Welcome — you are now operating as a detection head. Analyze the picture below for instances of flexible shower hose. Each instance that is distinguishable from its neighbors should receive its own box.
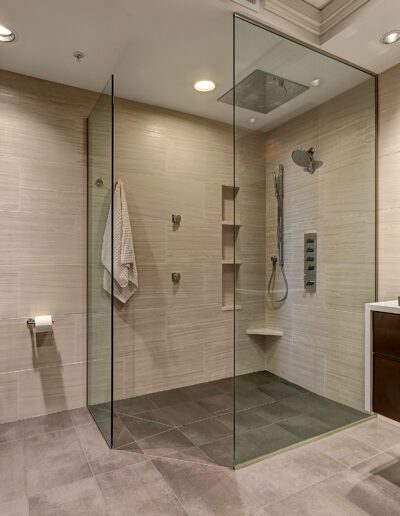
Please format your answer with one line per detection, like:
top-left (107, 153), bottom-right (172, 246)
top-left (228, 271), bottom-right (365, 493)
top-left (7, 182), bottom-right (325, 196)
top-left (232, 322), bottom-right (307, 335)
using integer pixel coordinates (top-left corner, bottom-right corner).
top-left (267, 256), bottom-right (289, 306)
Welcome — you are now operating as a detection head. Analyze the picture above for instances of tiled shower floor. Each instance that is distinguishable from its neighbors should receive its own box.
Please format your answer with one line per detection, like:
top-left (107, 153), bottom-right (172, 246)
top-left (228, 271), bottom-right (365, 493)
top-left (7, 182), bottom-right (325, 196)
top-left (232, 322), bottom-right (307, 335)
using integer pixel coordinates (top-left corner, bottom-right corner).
top-left (93, 370), bottom-right (371, 467)
top-left (1, 393), bottom-right (400, 514)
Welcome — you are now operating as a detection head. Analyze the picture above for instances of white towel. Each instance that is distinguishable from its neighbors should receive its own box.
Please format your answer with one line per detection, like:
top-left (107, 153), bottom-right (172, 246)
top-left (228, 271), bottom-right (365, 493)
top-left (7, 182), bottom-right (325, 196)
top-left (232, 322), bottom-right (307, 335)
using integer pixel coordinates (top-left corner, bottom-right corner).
top-left (101, 179), bottom-right (138, 303)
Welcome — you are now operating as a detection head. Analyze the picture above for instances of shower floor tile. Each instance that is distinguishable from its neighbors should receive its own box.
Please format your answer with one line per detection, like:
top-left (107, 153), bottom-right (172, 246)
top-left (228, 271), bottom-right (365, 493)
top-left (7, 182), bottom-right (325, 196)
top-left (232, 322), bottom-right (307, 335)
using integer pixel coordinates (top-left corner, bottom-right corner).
top-left (0, 400), bottom-right (397, 515)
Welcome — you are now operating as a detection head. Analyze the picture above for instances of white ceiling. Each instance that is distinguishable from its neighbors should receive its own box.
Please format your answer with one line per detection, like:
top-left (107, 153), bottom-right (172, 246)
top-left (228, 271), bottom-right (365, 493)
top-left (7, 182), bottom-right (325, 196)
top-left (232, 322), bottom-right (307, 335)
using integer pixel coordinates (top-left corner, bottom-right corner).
top-left (304, 0), bottom-right (332, 8)
top-left (0, 0), bottom-right (399, 130)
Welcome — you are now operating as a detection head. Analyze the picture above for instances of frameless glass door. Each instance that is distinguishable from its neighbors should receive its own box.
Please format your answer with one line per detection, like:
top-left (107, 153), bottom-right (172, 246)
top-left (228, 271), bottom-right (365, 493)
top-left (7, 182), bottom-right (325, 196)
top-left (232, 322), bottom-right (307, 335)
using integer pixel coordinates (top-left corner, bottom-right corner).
top-left (233, 15), bottom-right (376, 467)
top-left (87, 76), bottom-right (114, 446)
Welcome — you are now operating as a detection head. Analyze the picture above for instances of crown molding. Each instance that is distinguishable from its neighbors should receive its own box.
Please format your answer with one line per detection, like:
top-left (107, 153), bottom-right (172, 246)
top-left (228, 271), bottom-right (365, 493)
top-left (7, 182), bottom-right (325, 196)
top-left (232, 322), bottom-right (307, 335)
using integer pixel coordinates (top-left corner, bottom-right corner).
top-left (262, 0), bottom-right (369, 42)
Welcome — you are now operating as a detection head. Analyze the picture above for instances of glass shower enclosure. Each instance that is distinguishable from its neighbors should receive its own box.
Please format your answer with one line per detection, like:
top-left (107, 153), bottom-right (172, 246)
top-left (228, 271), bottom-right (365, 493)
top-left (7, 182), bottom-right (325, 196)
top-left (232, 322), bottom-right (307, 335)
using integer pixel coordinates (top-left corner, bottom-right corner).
top-left (86, 15), bottom-right (376, 468)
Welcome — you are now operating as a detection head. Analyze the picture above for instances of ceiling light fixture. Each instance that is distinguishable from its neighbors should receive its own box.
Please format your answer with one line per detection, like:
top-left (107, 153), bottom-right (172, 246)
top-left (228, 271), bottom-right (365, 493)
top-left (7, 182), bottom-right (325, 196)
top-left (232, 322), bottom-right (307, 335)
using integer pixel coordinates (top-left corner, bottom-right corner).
top-left (310, 78), bottom-right (321, 87)
top-left (249, 117), bottom-right (256, 124)
top-left (381, 30), bottom-right (400, 44)
top-left (0, 24), bottom-right (15, 42)
top-left (194, 80), bottom-right (216, 92)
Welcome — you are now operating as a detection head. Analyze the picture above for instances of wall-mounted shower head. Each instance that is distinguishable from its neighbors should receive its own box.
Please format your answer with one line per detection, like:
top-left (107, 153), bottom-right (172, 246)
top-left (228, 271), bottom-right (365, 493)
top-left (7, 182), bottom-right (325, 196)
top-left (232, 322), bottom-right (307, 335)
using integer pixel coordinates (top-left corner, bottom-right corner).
top-left (292, 147), bottom-right (316, 174)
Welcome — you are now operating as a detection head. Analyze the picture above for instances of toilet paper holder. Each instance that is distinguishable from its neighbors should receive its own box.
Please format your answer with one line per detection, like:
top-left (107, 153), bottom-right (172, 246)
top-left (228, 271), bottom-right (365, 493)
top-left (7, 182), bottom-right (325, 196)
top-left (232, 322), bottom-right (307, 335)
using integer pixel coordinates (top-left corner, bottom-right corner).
top-left (26, 318), bottom-right (54, 328)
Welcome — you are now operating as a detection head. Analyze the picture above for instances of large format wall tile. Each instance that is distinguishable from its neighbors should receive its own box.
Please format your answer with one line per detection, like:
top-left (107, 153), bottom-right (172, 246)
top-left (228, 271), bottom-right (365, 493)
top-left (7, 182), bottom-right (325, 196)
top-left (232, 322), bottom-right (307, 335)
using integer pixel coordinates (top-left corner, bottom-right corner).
top-left (264, 81), bottom-right (376, 409)
top-left (0, 69), bottom-right (95, 424)
top-left (378, 64), bottom-right (400, 300)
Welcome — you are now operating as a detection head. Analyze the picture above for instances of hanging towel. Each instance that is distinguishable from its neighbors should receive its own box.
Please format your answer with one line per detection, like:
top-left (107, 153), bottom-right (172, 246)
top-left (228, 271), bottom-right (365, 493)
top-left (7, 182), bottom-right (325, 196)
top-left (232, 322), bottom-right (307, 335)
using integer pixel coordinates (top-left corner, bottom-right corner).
top-left (101, 179), bottom-right (138, 303)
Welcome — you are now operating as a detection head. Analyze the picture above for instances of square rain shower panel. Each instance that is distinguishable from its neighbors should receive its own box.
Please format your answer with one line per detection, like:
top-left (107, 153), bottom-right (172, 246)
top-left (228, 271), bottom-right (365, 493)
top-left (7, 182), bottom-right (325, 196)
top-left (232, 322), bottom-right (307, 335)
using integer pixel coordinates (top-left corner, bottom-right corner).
top-left (219, 69), bottom-right (309, 114)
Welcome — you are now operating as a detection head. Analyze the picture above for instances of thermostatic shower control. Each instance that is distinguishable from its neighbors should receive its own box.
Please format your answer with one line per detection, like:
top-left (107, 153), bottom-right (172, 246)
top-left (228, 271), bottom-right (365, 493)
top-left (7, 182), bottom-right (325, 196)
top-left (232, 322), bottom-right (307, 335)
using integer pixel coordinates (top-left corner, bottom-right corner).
top-left (304, 232), bottom-right (317, 293)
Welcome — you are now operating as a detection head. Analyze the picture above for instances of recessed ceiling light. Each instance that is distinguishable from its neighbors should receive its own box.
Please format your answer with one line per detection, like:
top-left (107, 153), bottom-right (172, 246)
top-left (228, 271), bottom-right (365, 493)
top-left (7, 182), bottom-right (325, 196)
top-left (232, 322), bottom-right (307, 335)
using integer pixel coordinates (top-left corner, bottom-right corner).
top-left (248, 117), bottom-right (256, 124)
top-left (381, 30), bottom-right (400, 44)
top-left (310, 78), bottom-right (321, 87)
top-left (194, 80), bottom-right (216, 92)
top-left (0, 24), bottom-right (15, 43)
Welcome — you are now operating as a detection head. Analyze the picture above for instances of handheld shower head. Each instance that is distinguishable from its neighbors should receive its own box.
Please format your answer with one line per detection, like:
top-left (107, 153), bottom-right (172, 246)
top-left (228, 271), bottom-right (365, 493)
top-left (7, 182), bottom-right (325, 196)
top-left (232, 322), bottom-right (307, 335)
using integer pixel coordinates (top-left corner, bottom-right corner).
top-left (292, 147), bottom-right (315, 174)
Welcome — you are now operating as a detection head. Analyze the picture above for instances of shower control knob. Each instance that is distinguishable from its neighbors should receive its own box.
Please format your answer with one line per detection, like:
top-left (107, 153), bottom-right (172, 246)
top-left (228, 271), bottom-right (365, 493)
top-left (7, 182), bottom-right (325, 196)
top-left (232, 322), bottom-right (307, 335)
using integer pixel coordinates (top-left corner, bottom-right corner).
top-left (172, 272), bottom-right (181, 283)
top-left (306, 257), bottom-right (314, 262)
top-left (172, 214), bottom-right (181, 225)
top-left (306, 280), bottom-right (315, 286)
top-left (308, 266), bottom-right (315, 271)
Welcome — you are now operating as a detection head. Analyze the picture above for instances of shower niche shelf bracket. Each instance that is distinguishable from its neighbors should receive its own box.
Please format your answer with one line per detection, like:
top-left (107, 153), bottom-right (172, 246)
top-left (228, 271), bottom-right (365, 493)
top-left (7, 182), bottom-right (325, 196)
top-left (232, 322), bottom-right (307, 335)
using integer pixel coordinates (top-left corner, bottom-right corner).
top-left (246, 328), bottom-right (283, 337)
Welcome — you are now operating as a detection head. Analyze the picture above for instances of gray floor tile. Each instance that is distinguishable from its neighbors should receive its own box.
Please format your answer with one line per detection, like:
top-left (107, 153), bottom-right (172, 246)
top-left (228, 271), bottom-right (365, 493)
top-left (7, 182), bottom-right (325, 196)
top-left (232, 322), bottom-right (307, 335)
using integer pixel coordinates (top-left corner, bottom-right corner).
top-left (212, 377), bottom-right (233, 394)
top-left (180, 417), bottom-right (232, 446)
top-left (150, 388), bottom-right (191, 408)
top-left (257, 381), bottom-right (305, 401)
top-left (0, 440), bottom-right (25, 504)
top-left (98, 414), bottom-right (136, 448)
top-left (113, 394), bottom-right (158, 416)
top-left (0, 420), bottom-right (24, 445)
top-left (28, 477), bottom-right (107, 516)
top-left (122, 406), bottom-right (174, 426)
top-left (347, 419), bottom-right (400, 451)
top-left (260, 468), bottom-right (400, 516)
top-left (310, 402), bottom-right (371, 430)
top-left (22, 411), bottom-right (73, 438)
top-left (233, 406), bottom-right (277, 434)
top-left (69, 407), bottom-right (93, 427)
top-left (278, 414), bottom-right (332, 440)
top-left (276, 443), bottom-right (346, 485)
top-left (153, 456), bottom-right (262, 516)
top-left (0, 497), bottom-right (29, 516)
top-left (180, 381), bottom-right (223, 401)
top-left (235, 388), bottom-right (275, 410)
top-left (119, 414), bottom-right (173, 441)
top-left (138, 428), bottom-right (194, 457)
top-left (241, 423), bottom-right (300, 456)
top-left (96, 460), bottom-right (188, 515)
top-left (25, 427), bottom-right (92, 496)
top-left (198, 393), bottom-right (233, 415)
top-left (157, 401), bottom-right (210, 427)
top-left (249, 401), bottom-right (301, 424)
top-left (280, 392), bottom-right (332, 413)
top-left (163, 445), bottom-right (216, 466)
top-left (200, 436), bottom-right (233, 467)
top-left (312, 432), bottom-right (379, 467)
top-left (76, 422), bottom-right (146, 475)
top-left (353, 452), bottom-right (400, 488)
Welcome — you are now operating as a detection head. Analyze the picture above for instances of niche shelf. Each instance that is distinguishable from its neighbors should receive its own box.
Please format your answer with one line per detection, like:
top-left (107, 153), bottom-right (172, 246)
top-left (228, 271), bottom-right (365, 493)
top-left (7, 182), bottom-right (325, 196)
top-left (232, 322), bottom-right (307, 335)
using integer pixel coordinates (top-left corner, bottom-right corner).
top-left (246, 328), bottom-right (284, 337)
top-left (222, 185), bottom-right (241, 311)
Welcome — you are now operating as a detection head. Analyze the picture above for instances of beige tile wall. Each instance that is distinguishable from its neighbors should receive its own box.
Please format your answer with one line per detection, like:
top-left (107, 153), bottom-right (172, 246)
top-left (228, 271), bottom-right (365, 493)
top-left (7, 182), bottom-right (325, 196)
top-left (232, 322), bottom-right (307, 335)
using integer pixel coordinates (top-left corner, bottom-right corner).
top-left (263, 80), bottom-right (376, 410)
top-left (0, 69), bottom-right (95, 422)
top-left (113, 99), bottom-right (266, 399)
top-left (378, 63), bottom-right (400, 300)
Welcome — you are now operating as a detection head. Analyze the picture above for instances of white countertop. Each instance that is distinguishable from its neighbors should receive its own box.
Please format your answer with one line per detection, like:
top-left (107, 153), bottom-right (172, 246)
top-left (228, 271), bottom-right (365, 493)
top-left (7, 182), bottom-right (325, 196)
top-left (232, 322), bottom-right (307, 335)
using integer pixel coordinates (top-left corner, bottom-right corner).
top-left (366, 300), bottom-right (400, 315)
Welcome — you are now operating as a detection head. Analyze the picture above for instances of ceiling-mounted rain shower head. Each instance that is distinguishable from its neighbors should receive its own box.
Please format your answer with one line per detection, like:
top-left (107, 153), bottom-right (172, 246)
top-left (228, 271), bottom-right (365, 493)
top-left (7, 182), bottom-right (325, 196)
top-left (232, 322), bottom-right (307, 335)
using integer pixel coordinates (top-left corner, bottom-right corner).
top-left (292, 147), bottom-right (316, 174)
top-left (218, 69), bottom-right (309, 115)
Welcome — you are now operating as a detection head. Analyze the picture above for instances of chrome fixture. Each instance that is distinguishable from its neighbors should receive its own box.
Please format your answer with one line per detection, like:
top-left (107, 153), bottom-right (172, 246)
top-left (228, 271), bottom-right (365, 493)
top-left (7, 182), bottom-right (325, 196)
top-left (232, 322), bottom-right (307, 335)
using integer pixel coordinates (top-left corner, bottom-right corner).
top-left (171, 214), bottom-right (181, 225)
top-left (292, 147), bottom-right (316, 174)
top-left (218, 70), bottom-right (309, 114)
top-left (95, 178), bottom-right (104, 187)
top-left (172, 272), bottom-right (181, 283)
top-left (304, 233), bottom-right (317, 293)
top-left (73, 51), bottom-right (86, 62)
top-left (268, 164), bottom-right (288, 306)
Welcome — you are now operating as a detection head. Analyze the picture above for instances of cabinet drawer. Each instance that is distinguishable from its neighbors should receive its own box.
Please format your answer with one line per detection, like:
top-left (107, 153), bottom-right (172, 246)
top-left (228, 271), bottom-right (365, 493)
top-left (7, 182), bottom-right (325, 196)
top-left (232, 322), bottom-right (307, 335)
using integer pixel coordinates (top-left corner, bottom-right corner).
top-left (373, 311), bottom-right (400, 358)
top-left (373, 354), bottom-right (400, 423)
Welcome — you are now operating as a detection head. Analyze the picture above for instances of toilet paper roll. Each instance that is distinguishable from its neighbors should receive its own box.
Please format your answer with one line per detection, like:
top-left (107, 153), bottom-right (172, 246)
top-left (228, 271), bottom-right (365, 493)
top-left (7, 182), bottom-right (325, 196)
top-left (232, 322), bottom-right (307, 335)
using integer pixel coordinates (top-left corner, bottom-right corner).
top-left (34, 315), bottom-right (53, 333)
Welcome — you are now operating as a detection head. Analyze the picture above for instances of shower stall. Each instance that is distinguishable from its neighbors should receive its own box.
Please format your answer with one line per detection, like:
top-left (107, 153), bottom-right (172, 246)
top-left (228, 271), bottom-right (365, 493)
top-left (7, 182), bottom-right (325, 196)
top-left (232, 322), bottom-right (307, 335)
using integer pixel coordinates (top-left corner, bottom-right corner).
top-left (87, 14), bottom-right (376, 467)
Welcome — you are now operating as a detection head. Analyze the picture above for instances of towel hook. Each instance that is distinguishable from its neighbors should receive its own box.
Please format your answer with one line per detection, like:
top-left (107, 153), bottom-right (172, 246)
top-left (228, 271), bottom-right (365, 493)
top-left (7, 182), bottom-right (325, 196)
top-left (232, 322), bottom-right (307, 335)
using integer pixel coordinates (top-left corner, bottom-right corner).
top-left (95, 178), bottom-right (103, 187)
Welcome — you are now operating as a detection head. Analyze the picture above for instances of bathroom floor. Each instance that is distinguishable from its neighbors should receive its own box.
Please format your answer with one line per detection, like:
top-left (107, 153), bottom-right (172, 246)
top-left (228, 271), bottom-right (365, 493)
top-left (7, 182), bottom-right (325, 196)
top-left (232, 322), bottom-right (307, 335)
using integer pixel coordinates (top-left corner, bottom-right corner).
top-left (1, 406), bottom-right (400, 515)
top-left (91, 371), bottom-right (371, 467)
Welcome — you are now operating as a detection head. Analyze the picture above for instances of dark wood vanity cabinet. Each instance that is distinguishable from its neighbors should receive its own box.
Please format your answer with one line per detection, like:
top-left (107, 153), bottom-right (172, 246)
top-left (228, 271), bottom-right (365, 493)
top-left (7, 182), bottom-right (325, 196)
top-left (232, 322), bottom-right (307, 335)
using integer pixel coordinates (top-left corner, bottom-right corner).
top-left (373, 312), bottom-right (400, 422)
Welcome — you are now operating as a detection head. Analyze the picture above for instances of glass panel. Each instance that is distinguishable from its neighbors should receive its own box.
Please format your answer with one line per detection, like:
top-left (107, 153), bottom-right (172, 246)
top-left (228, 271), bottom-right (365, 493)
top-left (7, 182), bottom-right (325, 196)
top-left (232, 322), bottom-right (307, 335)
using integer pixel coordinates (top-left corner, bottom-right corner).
top-left (87, 76), bottom-right (114, 446)
top-left (233, 15), bottom-right (376, 466)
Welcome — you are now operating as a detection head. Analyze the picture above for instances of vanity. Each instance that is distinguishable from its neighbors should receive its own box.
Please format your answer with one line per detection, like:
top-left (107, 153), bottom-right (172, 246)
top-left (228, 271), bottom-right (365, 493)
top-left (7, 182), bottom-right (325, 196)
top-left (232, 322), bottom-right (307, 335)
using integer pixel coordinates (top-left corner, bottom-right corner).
top-left (365, 301), bottom-right (400, 422)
